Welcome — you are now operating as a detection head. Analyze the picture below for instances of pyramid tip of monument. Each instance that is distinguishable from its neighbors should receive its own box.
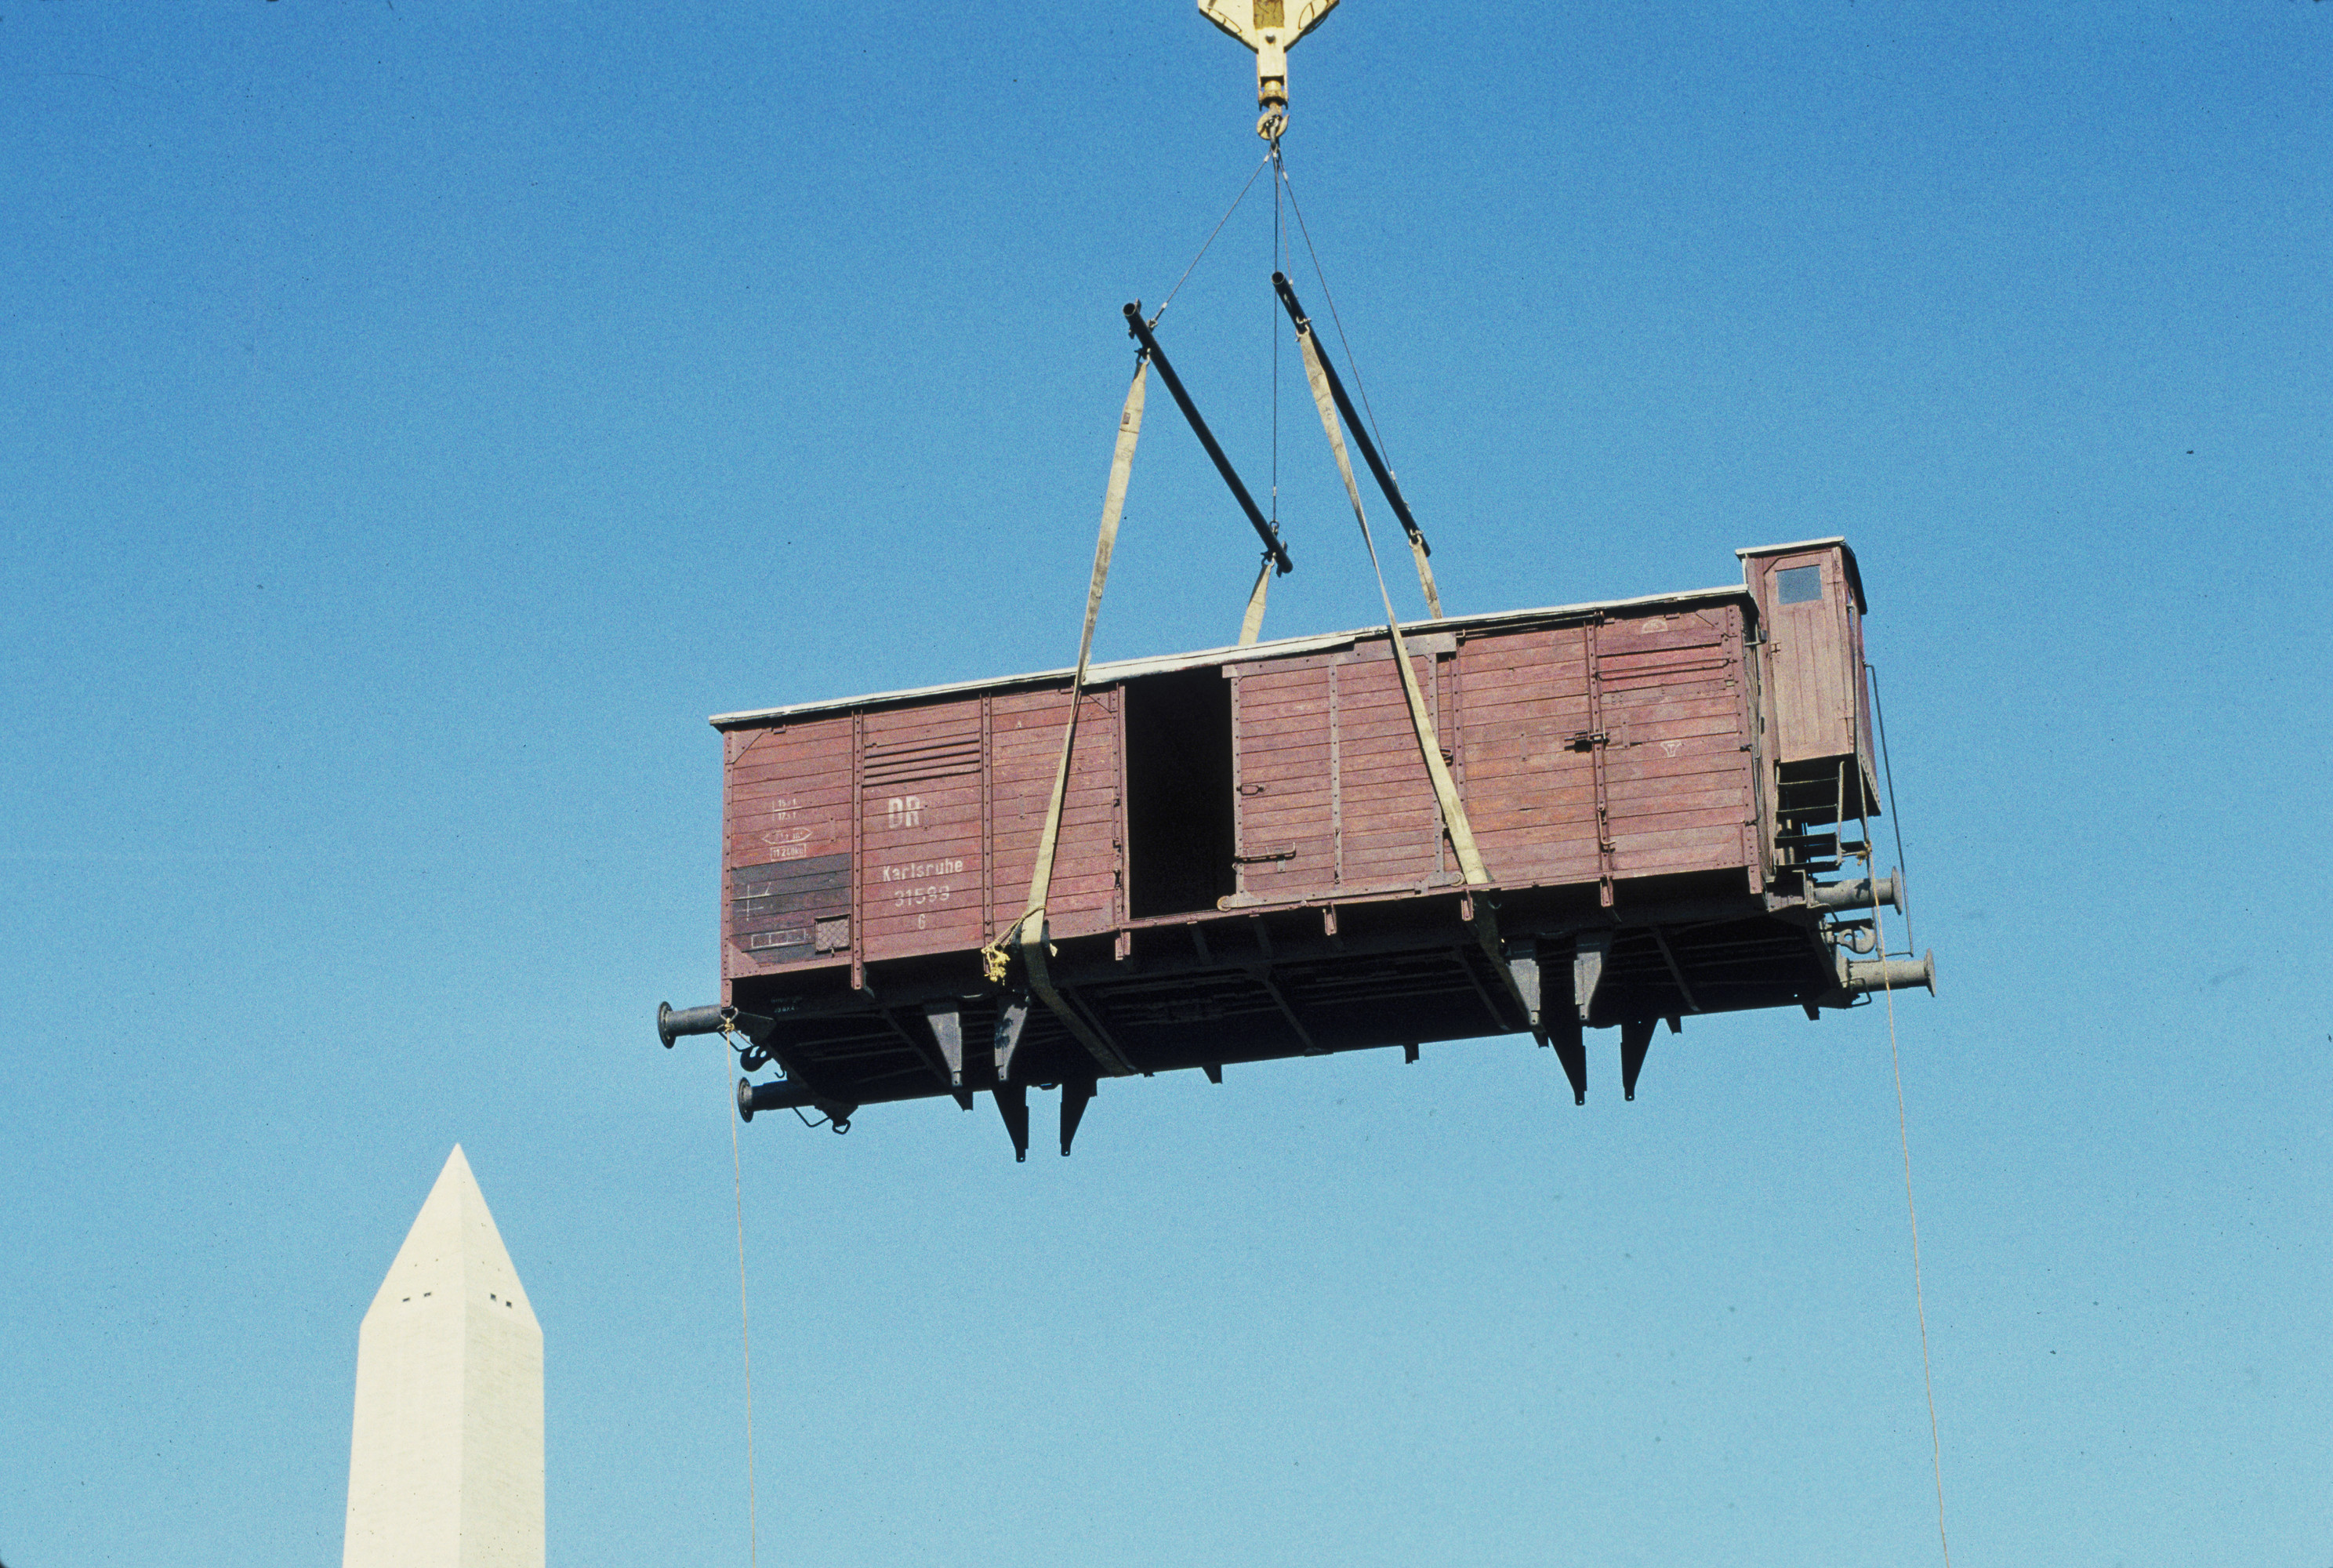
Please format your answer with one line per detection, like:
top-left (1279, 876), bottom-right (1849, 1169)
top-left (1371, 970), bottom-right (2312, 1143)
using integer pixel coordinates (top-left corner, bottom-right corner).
top-left (417, 1145), bottom-right (482, 1210)
top-left (361, 1144), bottom-right (536, 1329)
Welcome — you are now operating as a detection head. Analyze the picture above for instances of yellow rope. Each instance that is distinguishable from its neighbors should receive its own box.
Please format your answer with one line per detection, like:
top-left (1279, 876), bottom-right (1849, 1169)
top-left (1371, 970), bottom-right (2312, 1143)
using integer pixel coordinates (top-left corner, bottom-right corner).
top-left (1867, 898), bottom-right (1952, 1565)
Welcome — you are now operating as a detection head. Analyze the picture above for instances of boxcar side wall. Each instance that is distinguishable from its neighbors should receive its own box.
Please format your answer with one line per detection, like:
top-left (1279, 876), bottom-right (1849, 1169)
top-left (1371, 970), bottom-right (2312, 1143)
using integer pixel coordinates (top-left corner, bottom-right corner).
top-left (988, 686), bottom-right (1121, 942)
top-left (1457, 624), bottom-right (1600, 887)
top-left (1227, 649), bottom-right (1338, 903)
top-left (1333, 636), bottom-right (1453, 891)
top-left (859, 700), bottom-right (987, 963)
top-left (1455, 605), bottom-right (1761, 898)
top-left (687, 552), bottom-right (1943, 1121)
top-left (1593, 605), bottom-right (1763, 887)
top-left (1223, 634), bottom-right (1461, 905)
top-left (723, 716), bottom-right (854, 990)
top-left (721, 683), bottom-right (1128, 1000)
top-left (720, 593), bottom-right (1772, 995)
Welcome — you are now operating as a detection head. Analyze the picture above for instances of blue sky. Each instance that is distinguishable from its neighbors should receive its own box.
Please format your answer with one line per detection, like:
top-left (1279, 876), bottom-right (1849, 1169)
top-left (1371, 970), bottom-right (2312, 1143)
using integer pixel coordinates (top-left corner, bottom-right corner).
top-left (2, 3), bottom-right (2327, 1565)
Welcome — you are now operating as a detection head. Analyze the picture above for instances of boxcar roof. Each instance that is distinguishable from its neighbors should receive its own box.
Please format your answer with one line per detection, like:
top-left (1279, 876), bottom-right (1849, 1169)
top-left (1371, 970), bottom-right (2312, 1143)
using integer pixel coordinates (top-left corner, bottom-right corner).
top-left (709, 579), bottom-right (1757, 730)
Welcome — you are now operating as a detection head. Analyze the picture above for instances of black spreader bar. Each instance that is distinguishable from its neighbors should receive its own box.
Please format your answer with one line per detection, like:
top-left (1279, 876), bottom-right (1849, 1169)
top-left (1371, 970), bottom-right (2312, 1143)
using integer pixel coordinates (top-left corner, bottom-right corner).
top-left (1123, 302), bottom-right (1294, 577)
top-left (1271, 271), bottom-right (1430, 558)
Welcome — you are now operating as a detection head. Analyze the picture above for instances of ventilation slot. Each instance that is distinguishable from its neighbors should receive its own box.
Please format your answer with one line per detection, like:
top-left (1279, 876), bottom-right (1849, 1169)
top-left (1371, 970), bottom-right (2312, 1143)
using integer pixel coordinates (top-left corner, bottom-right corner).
top-left (864, 732), bottom-right (981, 787)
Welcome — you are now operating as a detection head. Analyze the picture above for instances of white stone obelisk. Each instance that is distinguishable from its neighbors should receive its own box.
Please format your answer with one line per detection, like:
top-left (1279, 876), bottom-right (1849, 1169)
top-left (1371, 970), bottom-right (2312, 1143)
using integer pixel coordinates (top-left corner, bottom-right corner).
top-left (343, 1145), bottom-right (543, 1568)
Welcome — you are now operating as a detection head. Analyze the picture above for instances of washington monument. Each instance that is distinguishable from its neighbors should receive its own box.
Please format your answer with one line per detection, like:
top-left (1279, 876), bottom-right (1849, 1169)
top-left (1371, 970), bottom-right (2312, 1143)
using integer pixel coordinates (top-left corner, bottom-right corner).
top-left (343, 1145), bottom-right (544, 1568)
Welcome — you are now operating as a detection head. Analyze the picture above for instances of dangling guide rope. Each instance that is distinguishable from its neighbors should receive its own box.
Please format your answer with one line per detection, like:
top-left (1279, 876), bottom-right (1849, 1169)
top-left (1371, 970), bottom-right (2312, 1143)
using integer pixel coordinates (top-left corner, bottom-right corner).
top-left (718, 1027), bottom-right (760, 1567)
top-left (1868, 891), bottom-right (1953, 1563)
top-left (978, 361), bottom-right (1148, 1077)
top-left (1868, 662), bottom-right (1917, 955)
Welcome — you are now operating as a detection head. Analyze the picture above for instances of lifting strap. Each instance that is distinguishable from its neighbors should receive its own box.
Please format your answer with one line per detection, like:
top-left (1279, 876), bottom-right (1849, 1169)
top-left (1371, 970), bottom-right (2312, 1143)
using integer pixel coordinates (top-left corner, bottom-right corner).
top-left (1294, 320), bottom-right (1539, 1030)
top-left (1238, 554), bottom-right (1272, 645)
top-left (1293, 322), bottom-right (1486, 885)
top-left (978, 359), bottom-right (1148, 1077)
top-left (1270, 271), bottom-right (1442, 619)
top-left (1409, 528), bottom-right (1445, 621)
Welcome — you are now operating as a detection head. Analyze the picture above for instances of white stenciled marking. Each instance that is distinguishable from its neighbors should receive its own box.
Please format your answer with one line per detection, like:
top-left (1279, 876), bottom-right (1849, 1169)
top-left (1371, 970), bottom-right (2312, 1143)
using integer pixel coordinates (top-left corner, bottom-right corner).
top-left (880, 858), bottom-right (965, 882)
top-left (889, 882), bottom-right (953, 911)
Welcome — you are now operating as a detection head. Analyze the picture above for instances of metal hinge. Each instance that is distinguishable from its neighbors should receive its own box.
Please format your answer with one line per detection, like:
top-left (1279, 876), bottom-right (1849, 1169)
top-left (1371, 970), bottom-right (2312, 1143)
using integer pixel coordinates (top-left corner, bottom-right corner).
top-left (1566, 731), bottom-right (1609, 750)
top-left (1233, 848), bottom-right (1298, 864)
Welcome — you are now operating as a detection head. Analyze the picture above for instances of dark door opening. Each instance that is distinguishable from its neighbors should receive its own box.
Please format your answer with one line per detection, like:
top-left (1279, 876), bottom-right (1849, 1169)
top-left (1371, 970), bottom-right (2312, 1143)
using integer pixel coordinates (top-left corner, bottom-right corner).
top-left (1123, 669), bottom-right (1237, 918)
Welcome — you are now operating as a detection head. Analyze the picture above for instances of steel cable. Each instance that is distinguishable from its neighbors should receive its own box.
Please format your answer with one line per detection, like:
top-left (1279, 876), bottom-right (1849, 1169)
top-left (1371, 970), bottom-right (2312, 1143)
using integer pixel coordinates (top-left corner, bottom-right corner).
top-left (1275, 154), bottom-right (1393, 468)
top-left (1151, 147), bottom-right (1275, 328)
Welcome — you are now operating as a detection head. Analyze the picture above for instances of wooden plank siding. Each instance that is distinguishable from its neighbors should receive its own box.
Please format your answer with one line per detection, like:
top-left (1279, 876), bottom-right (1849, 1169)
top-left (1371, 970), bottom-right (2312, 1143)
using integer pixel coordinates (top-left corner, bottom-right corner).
top-left (1332, 640), bottom-right (1449, 892)
top-left (1594, 606), bottom-right (1758, 883)
top-left (717, 591), bottom-right (1774, 992)
top-left (1738, 538), bottom-right (1880, 824)
top-left (1752, 553), bottom-right (1856, 764)
top-left (723, 716), bottom-right (854, 982)
top-left (1228, 655), bottom-right (1337, 902)
top-left (858, 702), bottom-right (985, 962)
top-left (1457, 625), bottom-right (1604, 891)
top-left (988, 686), bottom-right (1121, 942)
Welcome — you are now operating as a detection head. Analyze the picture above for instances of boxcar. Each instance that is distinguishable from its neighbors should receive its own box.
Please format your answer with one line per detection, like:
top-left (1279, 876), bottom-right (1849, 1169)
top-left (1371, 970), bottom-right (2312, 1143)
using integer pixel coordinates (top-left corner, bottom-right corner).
top-left (664, 536), bottom-right (1931, 1152)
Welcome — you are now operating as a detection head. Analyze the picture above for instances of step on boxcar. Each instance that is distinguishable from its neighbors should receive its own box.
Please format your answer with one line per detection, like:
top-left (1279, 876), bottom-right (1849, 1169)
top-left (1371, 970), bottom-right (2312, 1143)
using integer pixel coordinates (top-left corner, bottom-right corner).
top-left (659, 536), bottom-right (1934, 1157)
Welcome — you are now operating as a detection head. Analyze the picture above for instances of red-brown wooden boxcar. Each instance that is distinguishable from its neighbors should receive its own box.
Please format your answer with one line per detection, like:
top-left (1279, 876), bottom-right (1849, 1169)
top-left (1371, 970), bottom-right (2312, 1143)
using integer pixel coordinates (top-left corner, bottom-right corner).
top-left (662, 536), bottom-right (1931, 1155)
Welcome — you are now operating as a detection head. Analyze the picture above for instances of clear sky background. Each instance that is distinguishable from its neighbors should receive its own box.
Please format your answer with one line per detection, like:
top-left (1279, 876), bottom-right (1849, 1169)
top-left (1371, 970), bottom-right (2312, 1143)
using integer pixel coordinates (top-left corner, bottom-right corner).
top-left (3, 3), bottom-right (2327, 1565)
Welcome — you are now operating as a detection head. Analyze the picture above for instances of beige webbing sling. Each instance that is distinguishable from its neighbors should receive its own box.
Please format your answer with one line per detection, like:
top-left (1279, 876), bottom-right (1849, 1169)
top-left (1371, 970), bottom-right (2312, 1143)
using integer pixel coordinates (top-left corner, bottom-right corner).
top-left (1407, 522), bottom-right (1445, 620)
top-left (1238, 554), bottom-right (1273, 645)
top-left (1292, 321), bottom-right (1536, 1014)
top-left (978, 360), bottom-right (1148, 1076)
top-left (1293, 324), bottom-right (1486, 884)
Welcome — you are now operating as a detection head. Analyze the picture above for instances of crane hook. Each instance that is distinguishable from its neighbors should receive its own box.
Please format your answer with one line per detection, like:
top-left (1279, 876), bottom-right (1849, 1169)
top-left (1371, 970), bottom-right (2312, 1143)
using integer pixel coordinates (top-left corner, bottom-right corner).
top-left (1196, 0), bottom-right (1341, 141)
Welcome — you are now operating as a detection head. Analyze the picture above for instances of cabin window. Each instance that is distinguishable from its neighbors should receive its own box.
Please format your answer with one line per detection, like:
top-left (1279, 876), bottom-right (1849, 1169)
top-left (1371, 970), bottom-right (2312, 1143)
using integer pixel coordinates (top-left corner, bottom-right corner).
top-left (1777, 564), bottom-right (1823, 604)
top-left (1123, 669), bottom-right (1237, 918)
